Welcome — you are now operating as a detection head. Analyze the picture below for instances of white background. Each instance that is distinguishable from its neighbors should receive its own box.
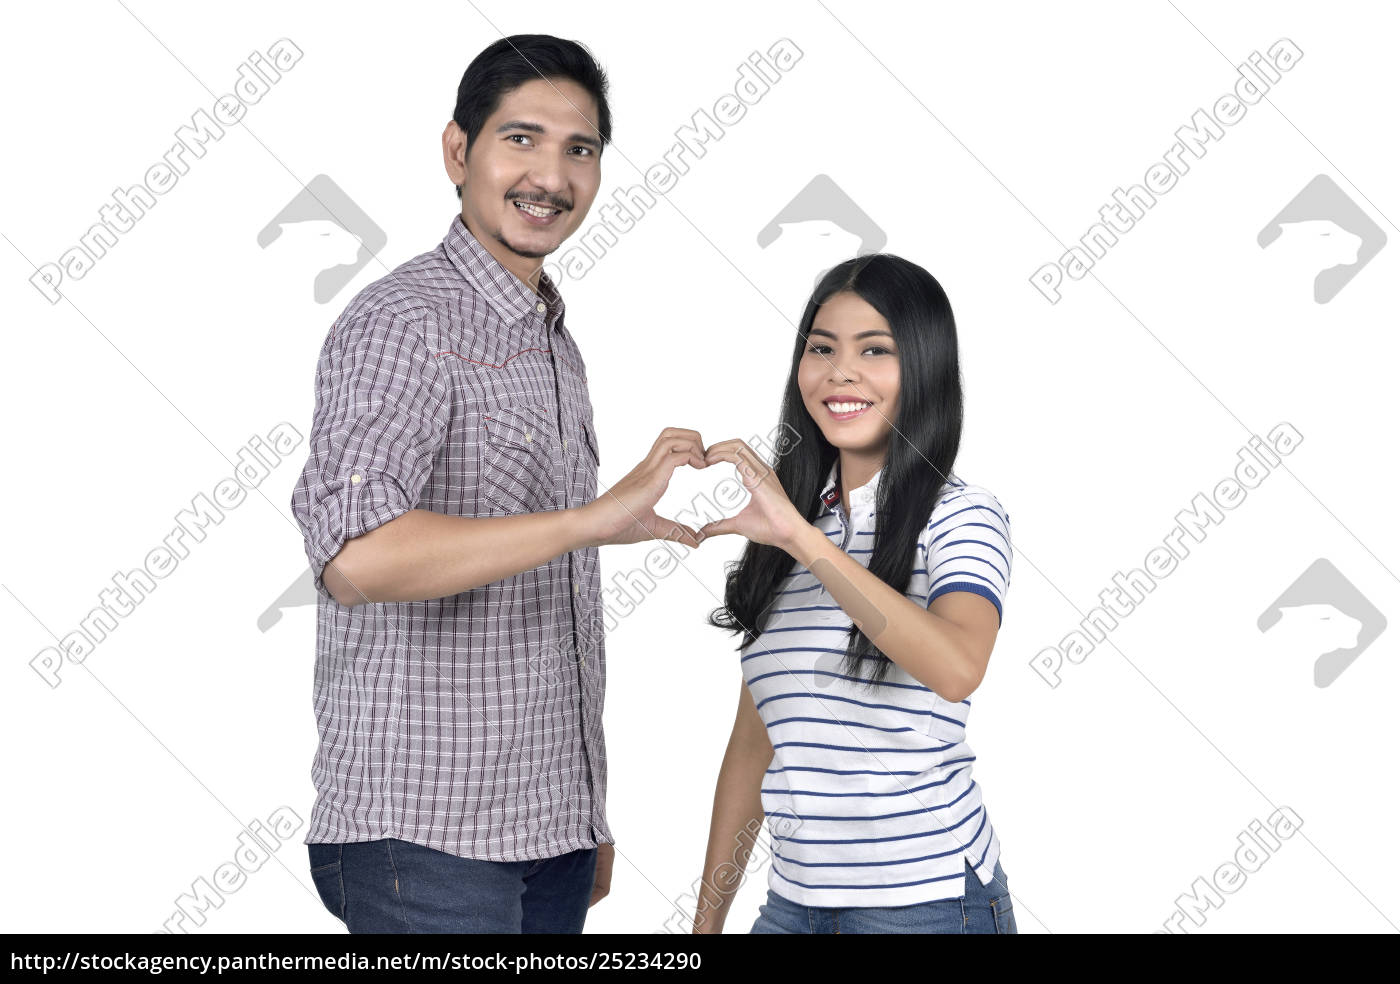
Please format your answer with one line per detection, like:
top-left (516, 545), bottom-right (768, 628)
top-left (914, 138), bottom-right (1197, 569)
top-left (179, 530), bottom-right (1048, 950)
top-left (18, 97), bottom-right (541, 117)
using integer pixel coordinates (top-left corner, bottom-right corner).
top-left (2, 0), bottom-right (1396, 934)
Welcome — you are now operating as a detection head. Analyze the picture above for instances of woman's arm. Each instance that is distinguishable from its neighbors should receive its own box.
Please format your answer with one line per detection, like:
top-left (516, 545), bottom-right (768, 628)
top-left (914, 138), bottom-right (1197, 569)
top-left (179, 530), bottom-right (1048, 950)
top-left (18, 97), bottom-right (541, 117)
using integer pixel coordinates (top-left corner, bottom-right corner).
top-left (785, 524), bottom-right (1000, 702)
top-left (693, 679), bottom-right (773, 934)
top-left (697, 440), bottom-right (1000, 703)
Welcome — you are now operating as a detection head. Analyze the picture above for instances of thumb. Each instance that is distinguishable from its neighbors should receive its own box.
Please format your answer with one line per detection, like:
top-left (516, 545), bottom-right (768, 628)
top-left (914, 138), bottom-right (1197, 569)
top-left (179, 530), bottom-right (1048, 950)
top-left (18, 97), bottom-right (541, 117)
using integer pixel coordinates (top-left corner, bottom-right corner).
top-left (658, 520), bottom-right (703, 547)
top-left (698, 517), bottom-right (739, 539)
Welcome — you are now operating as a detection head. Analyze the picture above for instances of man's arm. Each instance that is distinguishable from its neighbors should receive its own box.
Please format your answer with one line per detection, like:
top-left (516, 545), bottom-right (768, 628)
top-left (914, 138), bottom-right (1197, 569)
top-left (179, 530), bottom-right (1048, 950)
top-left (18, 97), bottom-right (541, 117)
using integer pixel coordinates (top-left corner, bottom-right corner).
top-left (315, 408), bottom-right (711, 607)
top-left (323, 427), bottom-right (713, 608)
top-left (323, 504), bottom-right (601, 607)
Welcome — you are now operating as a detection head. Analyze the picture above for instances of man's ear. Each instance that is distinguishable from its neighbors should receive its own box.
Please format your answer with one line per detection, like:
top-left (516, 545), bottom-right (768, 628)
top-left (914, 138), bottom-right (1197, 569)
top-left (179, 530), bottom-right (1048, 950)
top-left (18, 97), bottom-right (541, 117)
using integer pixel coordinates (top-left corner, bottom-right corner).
top-left (442, 120), bottom-right (468, 189)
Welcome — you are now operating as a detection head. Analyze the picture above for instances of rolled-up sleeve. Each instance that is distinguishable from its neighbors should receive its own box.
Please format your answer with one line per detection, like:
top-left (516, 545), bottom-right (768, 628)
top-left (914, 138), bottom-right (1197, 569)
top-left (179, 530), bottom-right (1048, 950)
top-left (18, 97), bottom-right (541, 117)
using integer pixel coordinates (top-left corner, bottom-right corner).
top-left (290, 307), bottom-right (450, 598)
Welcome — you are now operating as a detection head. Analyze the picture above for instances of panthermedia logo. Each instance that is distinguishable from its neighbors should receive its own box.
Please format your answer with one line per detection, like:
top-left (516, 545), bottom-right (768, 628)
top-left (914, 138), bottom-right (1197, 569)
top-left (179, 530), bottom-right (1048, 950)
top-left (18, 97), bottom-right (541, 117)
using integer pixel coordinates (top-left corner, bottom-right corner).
top-left (1256, 558), bottom-right (1386, 686)
top-left (257, 174), bottom-right (386, 304)
top-left (757, 174), bottom-right (886, 305)
top-left (1257, 174), bottom-right (1386, 303)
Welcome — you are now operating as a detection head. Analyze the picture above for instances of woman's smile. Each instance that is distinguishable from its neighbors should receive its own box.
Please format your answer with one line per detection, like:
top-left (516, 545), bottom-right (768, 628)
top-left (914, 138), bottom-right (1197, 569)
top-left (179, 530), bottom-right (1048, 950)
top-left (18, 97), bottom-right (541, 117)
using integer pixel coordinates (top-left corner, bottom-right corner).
top-left (823, 397), bottom-right (875, 421)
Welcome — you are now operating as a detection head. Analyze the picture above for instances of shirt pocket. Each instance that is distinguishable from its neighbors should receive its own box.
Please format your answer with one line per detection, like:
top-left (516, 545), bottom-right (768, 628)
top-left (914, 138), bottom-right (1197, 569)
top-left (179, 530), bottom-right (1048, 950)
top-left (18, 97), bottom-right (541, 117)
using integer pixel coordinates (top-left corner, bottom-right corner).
top-left (562, 413), bottom-right (599, 507)
top-left (479, 405), bottom-right (560, 515)
top-left (581, 417), bottom-right (600, 468)
top-left (918, 691), bottom-right (970, 748)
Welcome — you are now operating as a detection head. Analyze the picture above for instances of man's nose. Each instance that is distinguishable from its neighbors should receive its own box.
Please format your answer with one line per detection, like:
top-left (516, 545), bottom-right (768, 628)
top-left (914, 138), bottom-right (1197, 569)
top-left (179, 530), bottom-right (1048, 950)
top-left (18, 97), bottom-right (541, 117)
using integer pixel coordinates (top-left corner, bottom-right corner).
top-left (526, 161), bottom-right (568, 198)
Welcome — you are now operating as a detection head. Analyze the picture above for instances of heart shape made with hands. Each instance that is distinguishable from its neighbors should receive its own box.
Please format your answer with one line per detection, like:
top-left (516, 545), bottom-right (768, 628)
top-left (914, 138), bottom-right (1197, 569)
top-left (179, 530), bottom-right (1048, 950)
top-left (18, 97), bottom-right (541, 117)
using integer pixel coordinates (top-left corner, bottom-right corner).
top-left (643, 436), bottom-right (802, 551)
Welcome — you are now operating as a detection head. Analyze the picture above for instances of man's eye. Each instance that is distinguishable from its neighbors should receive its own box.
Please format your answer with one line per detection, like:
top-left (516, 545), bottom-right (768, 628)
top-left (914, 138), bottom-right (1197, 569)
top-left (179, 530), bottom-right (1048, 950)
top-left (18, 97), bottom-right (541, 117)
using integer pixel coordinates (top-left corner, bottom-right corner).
top-left (508, 134), bottom-right (531, 145)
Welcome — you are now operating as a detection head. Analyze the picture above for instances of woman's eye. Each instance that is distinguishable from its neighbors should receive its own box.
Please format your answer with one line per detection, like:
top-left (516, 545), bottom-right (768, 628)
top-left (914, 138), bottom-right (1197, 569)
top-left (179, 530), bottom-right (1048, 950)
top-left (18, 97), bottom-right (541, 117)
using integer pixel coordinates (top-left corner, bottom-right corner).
top-left (808, 344), bottom-right (891, 356)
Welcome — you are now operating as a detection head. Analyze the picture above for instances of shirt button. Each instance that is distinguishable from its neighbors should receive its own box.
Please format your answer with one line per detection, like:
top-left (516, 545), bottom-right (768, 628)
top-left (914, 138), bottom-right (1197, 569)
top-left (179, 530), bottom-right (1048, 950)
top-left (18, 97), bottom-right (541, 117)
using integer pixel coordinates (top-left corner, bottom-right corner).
top-left (574, 582), bottom-right (580, 595)
top-left (350, 473), bottom-right (361, 484)
top-left (536, 302), bottom-right (547, 313)
top-left (525, 431), bottom-right (533, 443)
top-left (562, 438), bottom-right (569, 450)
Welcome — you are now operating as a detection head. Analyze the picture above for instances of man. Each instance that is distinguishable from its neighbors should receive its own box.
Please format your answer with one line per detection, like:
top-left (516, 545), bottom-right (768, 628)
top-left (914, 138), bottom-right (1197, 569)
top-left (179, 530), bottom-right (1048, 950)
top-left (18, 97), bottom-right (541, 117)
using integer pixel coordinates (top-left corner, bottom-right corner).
top-left (291, 34), bottom-right (708, 934)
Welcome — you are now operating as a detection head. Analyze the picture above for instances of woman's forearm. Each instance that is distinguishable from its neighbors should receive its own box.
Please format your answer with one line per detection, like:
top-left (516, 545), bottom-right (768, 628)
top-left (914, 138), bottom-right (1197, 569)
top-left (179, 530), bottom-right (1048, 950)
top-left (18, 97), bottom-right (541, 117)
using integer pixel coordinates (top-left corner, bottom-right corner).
top-left (785, 523), bottom-right (983, 700)
top-left (694, 727), bottom-right (771, 933)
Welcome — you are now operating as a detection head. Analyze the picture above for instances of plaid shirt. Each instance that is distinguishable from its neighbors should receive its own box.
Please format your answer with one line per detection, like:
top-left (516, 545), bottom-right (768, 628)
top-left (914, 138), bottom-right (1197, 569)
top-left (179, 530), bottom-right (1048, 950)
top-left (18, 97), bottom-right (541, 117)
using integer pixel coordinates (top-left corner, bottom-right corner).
top-left (290, 213), bottom-right (612, 861)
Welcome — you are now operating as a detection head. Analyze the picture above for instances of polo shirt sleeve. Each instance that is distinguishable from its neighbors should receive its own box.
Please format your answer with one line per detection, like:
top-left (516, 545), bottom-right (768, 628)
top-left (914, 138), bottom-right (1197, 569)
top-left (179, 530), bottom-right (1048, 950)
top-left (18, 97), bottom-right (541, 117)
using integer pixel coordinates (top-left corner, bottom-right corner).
top-left (920, 485), bottom-right (1012, 626)
top-left (290, 307), bottom-right (451, 598)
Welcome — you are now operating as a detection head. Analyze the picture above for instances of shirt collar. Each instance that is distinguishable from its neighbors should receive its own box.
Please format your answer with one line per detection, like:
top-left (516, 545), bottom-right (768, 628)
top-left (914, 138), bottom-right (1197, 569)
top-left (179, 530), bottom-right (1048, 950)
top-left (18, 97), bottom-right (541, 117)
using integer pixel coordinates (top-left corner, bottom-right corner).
top-left (819, 459), bottom-right (883, 517)
top-left (442, 213), bottom-right (564, 331)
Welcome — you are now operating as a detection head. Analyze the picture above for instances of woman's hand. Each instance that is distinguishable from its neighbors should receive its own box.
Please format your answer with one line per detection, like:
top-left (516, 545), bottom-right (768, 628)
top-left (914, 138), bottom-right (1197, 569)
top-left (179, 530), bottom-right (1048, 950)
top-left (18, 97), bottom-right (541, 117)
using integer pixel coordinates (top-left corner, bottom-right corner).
top-left (697, 439), bottom-right (809, 554)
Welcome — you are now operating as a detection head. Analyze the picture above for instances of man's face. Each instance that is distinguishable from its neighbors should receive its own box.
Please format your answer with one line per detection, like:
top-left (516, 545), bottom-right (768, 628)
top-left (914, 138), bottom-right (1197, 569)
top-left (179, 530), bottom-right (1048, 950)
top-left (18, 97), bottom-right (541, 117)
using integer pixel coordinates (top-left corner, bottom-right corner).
top-left (450, 76), bottom-right (603, 263)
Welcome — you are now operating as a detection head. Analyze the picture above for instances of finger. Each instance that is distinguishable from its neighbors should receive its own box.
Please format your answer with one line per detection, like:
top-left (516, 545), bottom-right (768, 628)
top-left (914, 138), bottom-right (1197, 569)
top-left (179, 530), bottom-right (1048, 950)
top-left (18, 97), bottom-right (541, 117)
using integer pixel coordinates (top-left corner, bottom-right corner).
top-left (656, 429), bottom-right (706, 464)
top-left (707, 444), bottom-right (771, 485)
top-left (655, 438), bottom-right (706, 471)
top-left (677, 438), bottom-right (707, 470)
top-left (646, 512), bottom-right (703, 547)
top-left (665, 446), bottom-right (705, 472)
top-left (733, 443), bottom-right (772, 482)
top-left (698, 516), bottom-right (739, 538)
top-left (667, 427), bottom-right (705, 452)
top-left (662, 521), bottom-right (704, 548)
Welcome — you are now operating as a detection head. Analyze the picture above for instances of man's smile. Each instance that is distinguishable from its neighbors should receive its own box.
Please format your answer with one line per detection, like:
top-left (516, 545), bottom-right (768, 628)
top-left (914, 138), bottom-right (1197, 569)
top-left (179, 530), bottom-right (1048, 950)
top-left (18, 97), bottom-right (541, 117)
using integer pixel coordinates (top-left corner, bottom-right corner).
top-left (511, 197), bottom-right (566, 226)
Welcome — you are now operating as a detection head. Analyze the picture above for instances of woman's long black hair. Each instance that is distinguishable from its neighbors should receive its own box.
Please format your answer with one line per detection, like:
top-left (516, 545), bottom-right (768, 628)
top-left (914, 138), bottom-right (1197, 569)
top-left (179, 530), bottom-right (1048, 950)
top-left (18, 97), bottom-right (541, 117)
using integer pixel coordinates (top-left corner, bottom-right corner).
top-left (706, 253), bottom-right (963, 690)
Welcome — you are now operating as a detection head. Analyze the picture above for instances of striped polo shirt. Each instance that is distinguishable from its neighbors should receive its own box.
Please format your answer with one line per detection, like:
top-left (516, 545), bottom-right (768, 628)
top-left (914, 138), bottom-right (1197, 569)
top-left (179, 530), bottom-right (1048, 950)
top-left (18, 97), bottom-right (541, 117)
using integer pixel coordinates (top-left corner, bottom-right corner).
top-left (744, 459), bottom-right (1012, 908)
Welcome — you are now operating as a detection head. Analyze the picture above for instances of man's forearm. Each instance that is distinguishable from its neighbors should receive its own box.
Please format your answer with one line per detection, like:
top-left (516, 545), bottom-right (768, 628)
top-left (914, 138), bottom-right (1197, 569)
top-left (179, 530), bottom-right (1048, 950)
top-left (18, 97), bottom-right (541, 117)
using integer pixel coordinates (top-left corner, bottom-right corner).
top-left (324, 506), bottom-right (600, 606)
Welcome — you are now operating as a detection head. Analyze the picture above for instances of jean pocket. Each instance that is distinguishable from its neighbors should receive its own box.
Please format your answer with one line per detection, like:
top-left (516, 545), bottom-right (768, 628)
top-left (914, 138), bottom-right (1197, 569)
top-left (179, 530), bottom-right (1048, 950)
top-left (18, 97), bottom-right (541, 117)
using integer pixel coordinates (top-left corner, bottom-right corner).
top-left (481, 405), bottom-right (558, 515)
top-left (307, 844), bottom-right (344, 922)
top-left (988, 892), bottom-right (1016, 934)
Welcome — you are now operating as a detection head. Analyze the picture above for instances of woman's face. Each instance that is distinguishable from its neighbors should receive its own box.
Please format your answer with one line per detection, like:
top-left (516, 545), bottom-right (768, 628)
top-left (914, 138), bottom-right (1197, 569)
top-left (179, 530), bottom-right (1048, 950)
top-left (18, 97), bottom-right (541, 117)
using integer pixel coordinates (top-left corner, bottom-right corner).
top-left (797, 291), bottom-right (900, 456)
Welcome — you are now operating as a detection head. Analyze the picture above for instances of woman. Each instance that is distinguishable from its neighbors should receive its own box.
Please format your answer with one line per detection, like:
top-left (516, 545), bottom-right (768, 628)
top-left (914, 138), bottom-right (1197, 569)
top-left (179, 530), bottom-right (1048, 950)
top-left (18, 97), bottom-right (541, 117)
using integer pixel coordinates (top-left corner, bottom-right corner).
top-left (691, 253), bottom-right (1016, 934)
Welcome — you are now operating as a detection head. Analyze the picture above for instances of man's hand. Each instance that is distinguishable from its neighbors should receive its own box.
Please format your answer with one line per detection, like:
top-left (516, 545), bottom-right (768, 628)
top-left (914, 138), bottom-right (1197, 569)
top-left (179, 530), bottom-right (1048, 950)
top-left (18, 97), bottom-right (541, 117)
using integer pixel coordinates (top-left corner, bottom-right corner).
top-left (589, 843), bottom-right (615, 907)
top-left (582, 428), bottom-right (709, 548)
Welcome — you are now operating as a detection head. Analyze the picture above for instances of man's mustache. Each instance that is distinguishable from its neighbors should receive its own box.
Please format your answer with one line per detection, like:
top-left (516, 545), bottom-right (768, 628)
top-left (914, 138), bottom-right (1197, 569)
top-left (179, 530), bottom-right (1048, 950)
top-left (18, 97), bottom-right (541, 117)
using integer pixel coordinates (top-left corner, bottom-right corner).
top-left (509, 194), bottom-right (571, 211)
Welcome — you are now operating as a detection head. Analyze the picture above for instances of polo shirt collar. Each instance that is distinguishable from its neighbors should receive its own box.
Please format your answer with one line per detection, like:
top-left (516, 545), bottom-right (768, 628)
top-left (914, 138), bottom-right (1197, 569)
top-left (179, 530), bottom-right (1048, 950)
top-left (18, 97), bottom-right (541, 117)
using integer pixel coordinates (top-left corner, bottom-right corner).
top-left (442, 213), bottom-right (564, 330)
top-left (819, 459), bottom-right (883, 517)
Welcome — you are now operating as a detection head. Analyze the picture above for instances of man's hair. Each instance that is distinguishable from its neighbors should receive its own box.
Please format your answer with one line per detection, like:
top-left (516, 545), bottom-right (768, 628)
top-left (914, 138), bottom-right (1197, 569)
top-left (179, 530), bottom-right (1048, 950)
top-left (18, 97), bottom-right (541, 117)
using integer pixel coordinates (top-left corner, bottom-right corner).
top-left (452, 35), bottom-right (612, 199)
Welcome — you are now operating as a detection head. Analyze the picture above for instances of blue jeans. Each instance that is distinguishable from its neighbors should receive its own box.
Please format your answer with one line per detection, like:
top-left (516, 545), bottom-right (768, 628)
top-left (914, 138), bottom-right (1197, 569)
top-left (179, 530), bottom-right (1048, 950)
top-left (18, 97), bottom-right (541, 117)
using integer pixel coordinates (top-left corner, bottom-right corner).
top-left (307, 838), bottom-right (598, 933)
top-left (750, 859), bottom-right (1017, 934)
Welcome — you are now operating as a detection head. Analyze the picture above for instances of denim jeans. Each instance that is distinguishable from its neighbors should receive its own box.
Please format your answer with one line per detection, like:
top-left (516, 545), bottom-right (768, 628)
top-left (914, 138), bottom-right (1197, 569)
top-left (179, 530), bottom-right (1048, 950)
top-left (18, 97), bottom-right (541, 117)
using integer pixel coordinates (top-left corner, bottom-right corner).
top-left (750, 859), bottom-right (1017, 934)
top-left (307, 838), bottom-right (598, 933)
